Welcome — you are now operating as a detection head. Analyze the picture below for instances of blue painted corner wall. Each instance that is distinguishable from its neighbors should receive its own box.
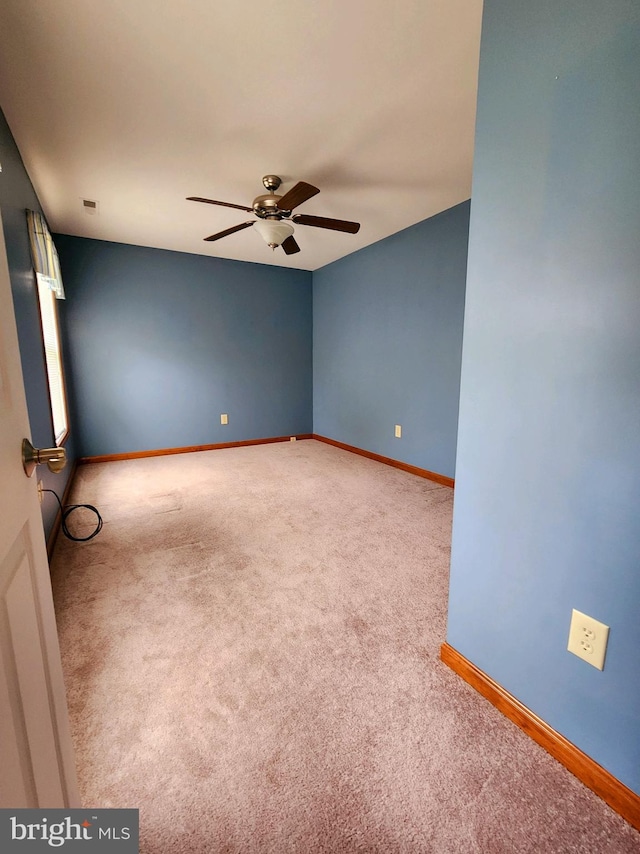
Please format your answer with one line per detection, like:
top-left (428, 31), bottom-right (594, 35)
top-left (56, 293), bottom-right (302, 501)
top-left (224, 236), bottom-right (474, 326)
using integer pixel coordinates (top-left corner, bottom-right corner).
top-left (54, 236), bottom-right (312, 457)
top-left (313, 203), bottom-right (469, 479)
top-left (448, 0), bottom-right (640, 794)
top-left (0, 109), bottom-right (76, 540)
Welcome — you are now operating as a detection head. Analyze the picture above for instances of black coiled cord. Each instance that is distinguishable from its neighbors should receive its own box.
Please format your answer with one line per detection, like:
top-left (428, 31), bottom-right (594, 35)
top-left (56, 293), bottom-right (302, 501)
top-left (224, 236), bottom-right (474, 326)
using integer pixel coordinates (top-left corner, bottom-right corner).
top-left (43, 489), bottom-right (103, 542)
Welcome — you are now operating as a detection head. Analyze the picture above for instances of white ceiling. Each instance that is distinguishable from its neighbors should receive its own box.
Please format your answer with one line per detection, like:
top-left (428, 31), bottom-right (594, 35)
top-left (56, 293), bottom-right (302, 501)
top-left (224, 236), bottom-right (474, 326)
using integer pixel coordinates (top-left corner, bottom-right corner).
top-left (0, 1), bottom-right (483, 271)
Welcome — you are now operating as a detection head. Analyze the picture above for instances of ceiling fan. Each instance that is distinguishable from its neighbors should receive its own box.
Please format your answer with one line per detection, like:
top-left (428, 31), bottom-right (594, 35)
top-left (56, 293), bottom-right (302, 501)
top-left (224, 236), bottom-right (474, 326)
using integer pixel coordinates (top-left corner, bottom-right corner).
top-left (187, 175), bottom-right (360, 256)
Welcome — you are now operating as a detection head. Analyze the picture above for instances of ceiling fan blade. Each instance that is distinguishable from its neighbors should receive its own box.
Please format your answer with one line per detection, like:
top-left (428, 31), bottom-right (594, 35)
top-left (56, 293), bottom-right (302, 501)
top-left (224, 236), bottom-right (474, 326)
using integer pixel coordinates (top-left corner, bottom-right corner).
top-left (204, 221), bottom-right (254, 242)
top-left (187, 196), bottom-right (253, 213)
top-left (281, 235), bottom-right (301, 255)
top-left (277, 181), bottom-right (320, 211)
top-left (292, 214), bottom-right (360, 234)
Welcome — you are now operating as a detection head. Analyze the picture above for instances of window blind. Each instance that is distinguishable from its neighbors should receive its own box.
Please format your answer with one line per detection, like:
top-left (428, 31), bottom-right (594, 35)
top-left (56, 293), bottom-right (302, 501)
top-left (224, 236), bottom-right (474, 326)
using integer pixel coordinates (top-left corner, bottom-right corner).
top-left (26, 209), bottom-right (65, 299)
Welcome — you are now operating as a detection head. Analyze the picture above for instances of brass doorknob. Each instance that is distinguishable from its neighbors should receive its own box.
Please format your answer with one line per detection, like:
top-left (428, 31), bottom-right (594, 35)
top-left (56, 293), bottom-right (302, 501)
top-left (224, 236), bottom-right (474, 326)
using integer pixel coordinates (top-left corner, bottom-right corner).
top-left (22, 438), bottom-right (67, 477)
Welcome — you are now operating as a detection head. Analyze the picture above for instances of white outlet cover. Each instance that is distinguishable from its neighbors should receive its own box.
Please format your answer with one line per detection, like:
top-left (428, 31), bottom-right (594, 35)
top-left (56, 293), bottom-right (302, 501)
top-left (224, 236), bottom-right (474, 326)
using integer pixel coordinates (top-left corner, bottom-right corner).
top-left (567, 608), bottom-right (609, 670)
top-left (395, 424), bottom-right (402, 438)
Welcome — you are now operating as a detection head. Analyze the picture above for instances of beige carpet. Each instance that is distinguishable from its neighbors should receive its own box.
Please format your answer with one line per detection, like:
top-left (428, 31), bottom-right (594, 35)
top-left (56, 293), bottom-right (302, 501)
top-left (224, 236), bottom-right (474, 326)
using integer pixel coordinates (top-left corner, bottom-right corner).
top-left (50, 440), bottom-right (639, 853)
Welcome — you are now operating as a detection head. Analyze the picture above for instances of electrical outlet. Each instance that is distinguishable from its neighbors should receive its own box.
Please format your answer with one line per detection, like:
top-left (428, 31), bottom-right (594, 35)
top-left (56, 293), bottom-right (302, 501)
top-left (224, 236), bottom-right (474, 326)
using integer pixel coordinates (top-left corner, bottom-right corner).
top-left (395, 424), bottom-right (402, 438)
top-left (220, 414), bottom-right (228, 425)
top-left (567, 609), bottom-right (609, 670)
top-left (290, 436), bottom-right (297, 442)
top-left (37, 480), bottom-right (44, 504)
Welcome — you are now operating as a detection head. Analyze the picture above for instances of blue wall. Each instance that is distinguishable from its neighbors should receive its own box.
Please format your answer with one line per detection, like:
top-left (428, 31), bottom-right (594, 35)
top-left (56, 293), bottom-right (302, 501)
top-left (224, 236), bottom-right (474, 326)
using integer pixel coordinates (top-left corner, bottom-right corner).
top-left (313, 203), bottom-right (469, 479)
top-left (448, 0), bottom-right (640, 794)
top-left (54, 236), bottom-right (312, 457)
top-left (0, 108), bottom-right (76, 539)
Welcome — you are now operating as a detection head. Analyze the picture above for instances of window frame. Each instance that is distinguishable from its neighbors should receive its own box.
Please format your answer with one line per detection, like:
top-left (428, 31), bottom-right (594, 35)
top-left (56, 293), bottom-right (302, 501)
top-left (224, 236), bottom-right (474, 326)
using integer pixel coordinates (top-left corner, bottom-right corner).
top-left (35, 272), bottom-right (70, 447)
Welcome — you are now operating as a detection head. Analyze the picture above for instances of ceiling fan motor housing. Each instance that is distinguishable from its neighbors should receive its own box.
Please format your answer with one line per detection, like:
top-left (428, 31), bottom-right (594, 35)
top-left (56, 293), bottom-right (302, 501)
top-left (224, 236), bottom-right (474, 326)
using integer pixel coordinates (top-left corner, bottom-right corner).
top-left (252, 193), bottom-right (286, 218)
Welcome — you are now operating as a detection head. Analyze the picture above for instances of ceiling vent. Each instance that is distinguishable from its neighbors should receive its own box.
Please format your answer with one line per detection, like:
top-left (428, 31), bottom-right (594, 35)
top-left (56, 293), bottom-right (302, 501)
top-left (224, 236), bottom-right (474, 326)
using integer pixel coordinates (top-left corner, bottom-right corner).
top-left (81, 198), bottom-right (99, 215)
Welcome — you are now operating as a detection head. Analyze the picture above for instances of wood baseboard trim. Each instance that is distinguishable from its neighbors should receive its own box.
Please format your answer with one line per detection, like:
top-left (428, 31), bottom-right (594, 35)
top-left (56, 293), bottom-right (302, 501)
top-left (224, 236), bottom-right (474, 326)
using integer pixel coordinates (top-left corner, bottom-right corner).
top-left (78, 434), bottom-right (314, 464)
top-left (311, 434), bottom-right (454, 488)
top-left (46, 460), bottom-right (78, 559)
top-left (440, 642), bottom-right (640, 831)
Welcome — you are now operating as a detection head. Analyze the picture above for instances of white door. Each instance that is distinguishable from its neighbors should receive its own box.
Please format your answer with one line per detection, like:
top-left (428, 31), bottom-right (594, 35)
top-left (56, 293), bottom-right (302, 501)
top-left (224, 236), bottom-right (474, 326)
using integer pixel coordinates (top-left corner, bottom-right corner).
top-left (0, 208), bottom-right (80, 808)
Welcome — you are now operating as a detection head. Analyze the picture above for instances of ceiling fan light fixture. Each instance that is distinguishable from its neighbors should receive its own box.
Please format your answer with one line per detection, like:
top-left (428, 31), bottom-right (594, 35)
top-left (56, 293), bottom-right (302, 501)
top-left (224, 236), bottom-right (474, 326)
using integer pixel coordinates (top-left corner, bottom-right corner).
top-left (253, 219), bottom-right (294, 250)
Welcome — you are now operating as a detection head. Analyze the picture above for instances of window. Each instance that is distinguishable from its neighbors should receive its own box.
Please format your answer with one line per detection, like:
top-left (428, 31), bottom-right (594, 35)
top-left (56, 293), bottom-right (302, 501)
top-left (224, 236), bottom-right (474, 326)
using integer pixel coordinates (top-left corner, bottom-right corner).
top-left (36, 273), bottom-right (69, 445)
top-left (26, 209), bottom-right (69, 447)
